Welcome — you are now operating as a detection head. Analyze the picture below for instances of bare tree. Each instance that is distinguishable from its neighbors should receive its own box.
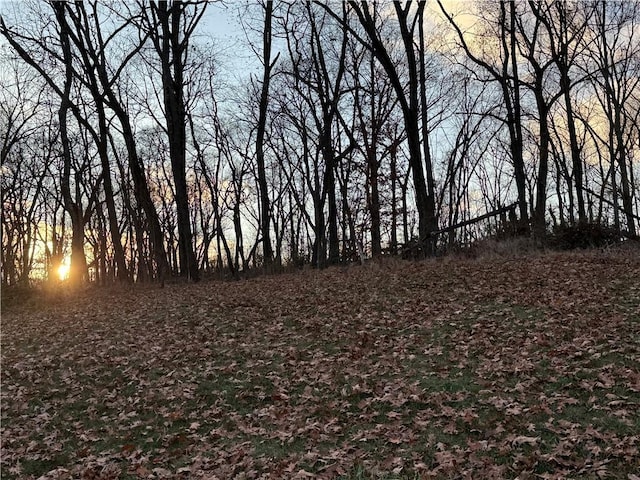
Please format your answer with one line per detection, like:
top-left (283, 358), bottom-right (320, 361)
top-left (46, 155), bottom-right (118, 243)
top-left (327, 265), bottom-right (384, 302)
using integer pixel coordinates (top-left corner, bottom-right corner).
top-left (254, 0), bottom-right (278, 267)
top-left (340, 1), bottom-right (438, 250)
top-left (140, 0), bottom-right (207, 281)
top-left (529, 1), bottom-right (594, 224)
top-left (438, 0), bottom-right (529, 228)
top-left (587, 1), bottom-right (639, 236)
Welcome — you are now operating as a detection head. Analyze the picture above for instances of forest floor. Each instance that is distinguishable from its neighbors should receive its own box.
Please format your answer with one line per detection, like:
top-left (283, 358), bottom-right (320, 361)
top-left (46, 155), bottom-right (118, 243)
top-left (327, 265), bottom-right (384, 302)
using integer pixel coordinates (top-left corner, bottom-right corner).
top-left (2, 248), bottom-right (639, 479)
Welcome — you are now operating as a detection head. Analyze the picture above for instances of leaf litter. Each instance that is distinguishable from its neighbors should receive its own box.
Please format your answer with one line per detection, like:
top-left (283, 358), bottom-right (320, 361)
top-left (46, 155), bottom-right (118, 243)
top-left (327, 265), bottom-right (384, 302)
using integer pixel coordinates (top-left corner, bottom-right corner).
top-left (1, 249), bottom-right (639, 479)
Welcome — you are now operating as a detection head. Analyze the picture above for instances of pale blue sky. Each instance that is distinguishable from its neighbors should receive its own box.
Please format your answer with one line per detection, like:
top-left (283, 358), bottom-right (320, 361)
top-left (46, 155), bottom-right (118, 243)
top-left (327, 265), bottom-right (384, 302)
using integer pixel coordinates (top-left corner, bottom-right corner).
top-left (0, 2), bottom-right (254, 56)
top-left (0, 1), bottom-right (261, 82)
top-left (199, 2), bottom-right (261, 81)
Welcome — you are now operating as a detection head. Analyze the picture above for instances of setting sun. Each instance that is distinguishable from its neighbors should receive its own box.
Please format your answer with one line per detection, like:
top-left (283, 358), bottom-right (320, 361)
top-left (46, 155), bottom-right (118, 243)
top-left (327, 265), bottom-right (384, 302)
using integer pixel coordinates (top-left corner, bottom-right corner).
top-left (57, 262), bottom-right (70, 281)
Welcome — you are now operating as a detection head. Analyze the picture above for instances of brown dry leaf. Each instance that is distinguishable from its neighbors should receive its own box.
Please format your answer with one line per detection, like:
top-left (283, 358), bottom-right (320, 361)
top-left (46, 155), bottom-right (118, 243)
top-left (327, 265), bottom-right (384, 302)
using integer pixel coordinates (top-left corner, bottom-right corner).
top-left (511, 435), bottom-right (540, 446)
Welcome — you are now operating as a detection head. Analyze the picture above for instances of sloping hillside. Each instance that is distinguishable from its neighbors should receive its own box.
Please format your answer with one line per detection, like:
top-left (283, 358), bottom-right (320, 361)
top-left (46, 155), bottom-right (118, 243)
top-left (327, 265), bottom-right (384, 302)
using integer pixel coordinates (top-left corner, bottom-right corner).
top-left (2, 250), bottom-right (639, 479)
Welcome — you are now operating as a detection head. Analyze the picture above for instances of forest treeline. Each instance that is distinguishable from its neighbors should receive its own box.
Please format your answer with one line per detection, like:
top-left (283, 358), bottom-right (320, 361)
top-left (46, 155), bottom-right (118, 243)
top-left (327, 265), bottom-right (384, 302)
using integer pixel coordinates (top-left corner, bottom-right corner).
top-left (1, 0), bottom-right (638, 286)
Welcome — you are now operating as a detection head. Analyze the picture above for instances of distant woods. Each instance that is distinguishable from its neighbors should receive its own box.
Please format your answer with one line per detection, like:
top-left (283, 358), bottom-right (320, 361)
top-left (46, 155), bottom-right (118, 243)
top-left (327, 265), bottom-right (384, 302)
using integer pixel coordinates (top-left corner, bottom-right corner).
top-left (1, 0), bottom-right (638, 286)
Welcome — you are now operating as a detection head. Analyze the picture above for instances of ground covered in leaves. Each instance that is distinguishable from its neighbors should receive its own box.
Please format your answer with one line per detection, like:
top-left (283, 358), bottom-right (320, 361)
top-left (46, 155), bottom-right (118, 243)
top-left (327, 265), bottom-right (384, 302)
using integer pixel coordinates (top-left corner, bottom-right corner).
top-left (2, 249), bottom-right (640, 479)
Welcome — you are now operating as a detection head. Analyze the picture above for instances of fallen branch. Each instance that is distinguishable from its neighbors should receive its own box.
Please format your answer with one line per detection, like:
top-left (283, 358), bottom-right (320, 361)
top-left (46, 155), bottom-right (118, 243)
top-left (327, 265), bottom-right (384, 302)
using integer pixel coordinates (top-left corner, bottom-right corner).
top-left (430, 202), bottom-right (519, 236)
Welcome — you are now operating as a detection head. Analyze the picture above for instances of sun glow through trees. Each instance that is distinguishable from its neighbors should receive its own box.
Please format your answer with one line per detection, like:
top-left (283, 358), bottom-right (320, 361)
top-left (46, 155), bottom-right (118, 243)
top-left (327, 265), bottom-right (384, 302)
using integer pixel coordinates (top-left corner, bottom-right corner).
top-left (57, 262), bottom-right (70, 281)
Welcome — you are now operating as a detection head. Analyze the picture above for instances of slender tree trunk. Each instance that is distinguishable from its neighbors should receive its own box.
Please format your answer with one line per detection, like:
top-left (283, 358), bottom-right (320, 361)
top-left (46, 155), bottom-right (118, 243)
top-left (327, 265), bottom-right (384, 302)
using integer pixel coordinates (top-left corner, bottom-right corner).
top-left (395, 1), bottom-right (432, 245)
top-left (560, 68), bottom-right (586, 224)
top-left (321, 137), bottom-right (340, 265)
top-left (90, 99), bottom-right (129, 281)
top-left (368, 152), bottom-right (381, 257)
top-left (95, 199), bottom-right (109, 284)
top-left (115, 108), bottom-right (169, 283)
top-left (418, 5), bottom-right (437, 252)
top-left (614, 105), bottom-right (636, 236)
top-left (507, 0), bottom-right (529, 226)
top-left (367, 50), bottom-right (382, 258)
top-left (312, 191), bottom-right (326, 268)
top-left (256, 0), bottom-right (275, 266)
top-left (390, 140), bottom-right (398, 254)
top-left (534, 86), bottom-right (551, 237)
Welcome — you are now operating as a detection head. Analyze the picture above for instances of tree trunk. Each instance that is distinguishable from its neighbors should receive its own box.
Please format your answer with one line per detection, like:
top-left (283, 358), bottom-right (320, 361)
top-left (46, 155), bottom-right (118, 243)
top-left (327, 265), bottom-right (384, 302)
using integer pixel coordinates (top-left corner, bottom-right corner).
top-left (256, 0), bottom-right (275, 266)
top-left (367, 50), bottom-right (382, 258)
top-left (152, 0), bottom-right (200, 281)
top-left (53, 1), bottom-right (87, 286)
top-left (390, 139), bottom-right (399, 255)
top-left (533, 84), bottom-right (551, 237)
top-left (394, 1), bottom-right (432, 245)
top-left (507, 0), bottom-right (529, 226)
